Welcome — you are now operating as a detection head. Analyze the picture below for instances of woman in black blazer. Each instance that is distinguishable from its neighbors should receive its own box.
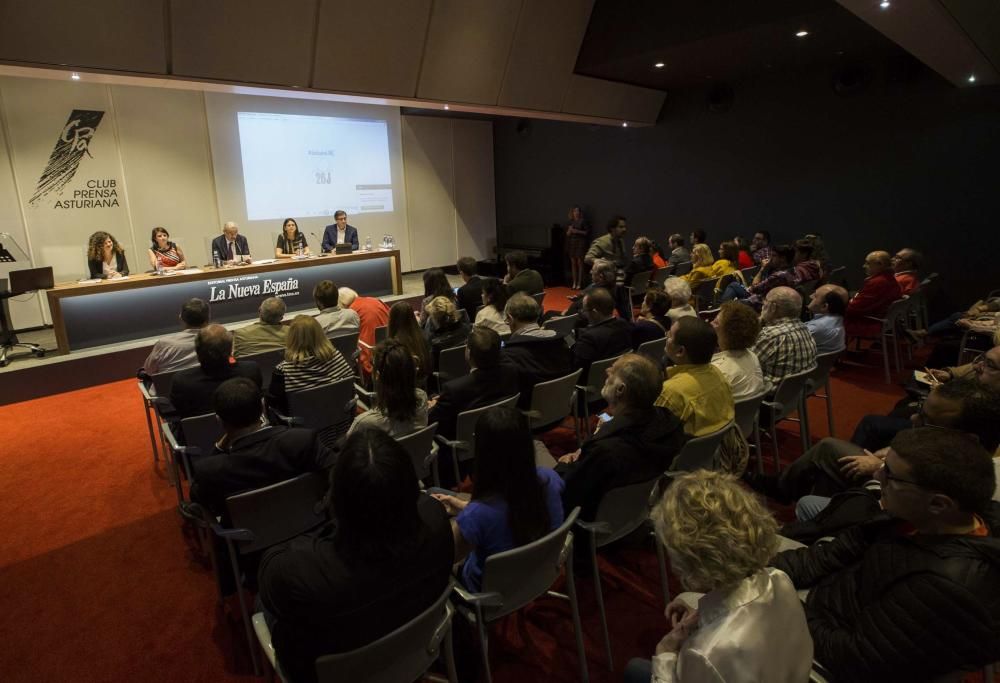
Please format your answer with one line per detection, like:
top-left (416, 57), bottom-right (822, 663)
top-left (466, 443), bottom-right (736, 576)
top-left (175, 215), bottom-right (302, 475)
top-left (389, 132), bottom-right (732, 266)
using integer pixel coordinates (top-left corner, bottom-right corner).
top-left (87, 231), bottom-right (129, 279)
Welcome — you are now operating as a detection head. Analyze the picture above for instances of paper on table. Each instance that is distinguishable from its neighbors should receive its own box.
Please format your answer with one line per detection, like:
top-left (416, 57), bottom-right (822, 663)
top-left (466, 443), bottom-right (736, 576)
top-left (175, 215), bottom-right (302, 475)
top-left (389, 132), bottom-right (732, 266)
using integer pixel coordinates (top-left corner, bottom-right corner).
top-left (176, 268), bottom-right (202, 274)
top-left (77, 278), bottom-right (102, 284)
top-left (253, 258), bottom-right (278, 265)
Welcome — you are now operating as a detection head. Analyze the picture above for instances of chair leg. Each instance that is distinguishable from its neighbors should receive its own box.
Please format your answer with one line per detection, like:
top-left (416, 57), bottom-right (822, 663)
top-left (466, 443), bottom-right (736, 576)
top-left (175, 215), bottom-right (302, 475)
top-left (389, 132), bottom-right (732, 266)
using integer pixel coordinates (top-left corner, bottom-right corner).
top-left (475, 607), bottom-right (492, 683)
top-left (227, 543), bottom-right (261, 676)
top-left (753, 418), bottom-right (763, 475)
top-left (443, 621), bottom-right (458, 683)
top-left (590, 534), bottom-right (613, 670)
top-left (825, 380), bottom-right (835, 438)
top-left (799, 396), bottom-right (810, 454)
top-left (770, 414), bottom-right (781, 474)
top-left (143, 402), bottom-right (159, 463)
top-left (881, 331), bottom-right (891, 384)
top-left (654, 535), bottom-right (670, 604)
top-left (451, 448), bottom-right (461, 489)
top-left (565, 549), bottom-right (590, 683)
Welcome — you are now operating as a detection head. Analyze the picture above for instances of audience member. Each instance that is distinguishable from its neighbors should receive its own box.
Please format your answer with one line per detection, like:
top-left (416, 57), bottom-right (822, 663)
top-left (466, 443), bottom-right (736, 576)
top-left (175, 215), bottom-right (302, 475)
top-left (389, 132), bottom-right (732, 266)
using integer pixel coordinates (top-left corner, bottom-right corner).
top-left (624, 236), bottom-right (654, 286)
top-left (424, 296), bottom-right (471, 374)
top-left (558, 354), bottom-right (685, 522)
top-left (721, 244), bottom-right (797, 307)
top-left (312, 280), bottom-right (359, 335)
top-left (750, 230), bottom-right (772, 264)
top-left (257, 429), bottom-right (453, 683)
top-left (792, 239), bottom-right (822, 285)
top-left (891, 248), bottom-right (922, 295)
top-left (503, 250), bottom-right (545, 297)
top-left (632, 289), bottom-right (671, 347)
top-left (418, 268), bottom-right (456, 328)
top-left (805, 284), bottom-right (848, 354)
top-left (565, 206), bottom-right (590, 290)
top-left (233, 297), bottom-right (288, 357)
top-left (431, 406), bottom-right (565, 591)
top-left (844, 250), bottom-right (902, 338)
top-left (711, 302), bottom-right (767, 400)
top-left (771, 428), bottom-right (1000, 682)
top-left (664, 278), bottom-right (697, 322)
top-left (339, 287), bottom-right (389, 378)
top-left (563, 258), bottom-right (631, 321)
top-left (752, 287), bottom-right (817, 386)
top-left (667, 234), bottom-right (690, 267)
top-left (500, 293), bottom-right (573, 409)
top-left (681, 243), bottom-right (716, 285)
top-left (348, 340), bottom-right (429, 438)
top-left (689, 228), bottom-right (706, 247)
top-left (143, 298), bottom-right (210, 376)
top-left (572, 288), bottom-right (633, 379)
top-left (624, 470), bottom-right (812, 683)
top-left (387, 301), bottom-right (432, 388)
top-left (712, 241), bottom-right (743, 284)
top-left (474, 277), bottom-right (511, 336)
top-left (585, 215), bottom-right (627, 268)
top-left (656, 317), bottom-right (735, 436)
top-left (455, 256), bottom-right (483, 320)
top-left (169, 325), bottom-right (262, 418)
top-left (734, 236), bottom-right (755, 268)
top-left (266, 315), bottom-right (353, 416)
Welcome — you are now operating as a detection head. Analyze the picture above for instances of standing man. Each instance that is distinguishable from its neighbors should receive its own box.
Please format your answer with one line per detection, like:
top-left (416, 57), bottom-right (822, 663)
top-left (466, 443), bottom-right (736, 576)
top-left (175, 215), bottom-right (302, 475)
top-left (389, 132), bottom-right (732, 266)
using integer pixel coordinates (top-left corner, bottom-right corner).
top-left (321, 210), bottom-right (360, 253)
top-left (211, 222), bottom-right (251, 264)
top-left (584, 216), bottom-right (627, 269)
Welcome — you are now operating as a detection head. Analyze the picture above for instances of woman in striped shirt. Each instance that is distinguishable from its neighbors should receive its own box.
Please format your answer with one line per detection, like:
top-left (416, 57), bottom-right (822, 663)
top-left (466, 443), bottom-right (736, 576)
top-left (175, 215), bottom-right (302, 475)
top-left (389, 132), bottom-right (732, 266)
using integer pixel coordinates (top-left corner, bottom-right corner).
top-left (148, 226), bottom-right (186, 271)
top-left (267, 315), bottom-right (354, 416)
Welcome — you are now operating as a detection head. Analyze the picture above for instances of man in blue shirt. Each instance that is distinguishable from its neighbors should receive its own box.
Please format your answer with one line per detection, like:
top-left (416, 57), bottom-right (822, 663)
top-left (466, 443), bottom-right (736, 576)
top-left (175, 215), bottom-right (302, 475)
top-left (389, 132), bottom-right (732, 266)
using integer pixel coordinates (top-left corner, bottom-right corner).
top-left (805, 284), bottom-right (848, 354)
top-left (321, 210), bottom-right (360, 252)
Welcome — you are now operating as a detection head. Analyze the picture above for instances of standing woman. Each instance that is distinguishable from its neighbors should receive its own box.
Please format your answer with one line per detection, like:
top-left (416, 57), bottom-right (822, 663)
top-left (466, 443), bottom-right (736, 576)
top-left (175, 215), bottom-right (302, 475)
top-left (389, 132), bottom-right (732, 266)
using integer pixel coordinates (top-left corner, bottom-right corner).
top-left (87, 231), bottom-right (129, 279)
top-left (147, 227), bottom-right (186, 272)
top-left (565, 205), bottom-right (590, 290)
top-left (275, 218), bottom-right (309, 258)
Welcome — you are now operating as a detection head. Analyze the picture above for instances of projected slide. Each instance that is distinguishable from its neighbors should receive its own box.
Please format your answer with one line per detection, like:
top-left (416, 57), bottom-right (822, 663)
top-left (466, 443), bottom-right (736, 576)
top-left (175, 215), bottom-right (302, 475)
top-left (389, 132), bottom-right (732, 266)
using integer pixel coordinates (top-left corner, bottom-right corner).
top-left (237, 112), bottom-right (394, 221)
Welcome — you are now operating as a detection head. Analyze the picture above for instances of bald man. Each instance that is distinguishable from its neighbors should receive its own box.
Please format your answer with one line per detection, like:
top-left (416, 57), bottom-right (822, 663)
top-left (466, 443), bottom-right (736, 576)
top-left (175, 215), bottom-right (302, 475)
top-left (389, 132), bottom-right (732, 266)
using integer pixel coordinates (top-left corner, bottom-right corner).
top-left (845, 251), bottom-right (902, 338)
top-left (891, 248), bottom-right (922, 295)
top-left (211, 221), bottom-right (252, 265)
top-left (805, 284), bottom-right (848, 354)
top-left (753, 286), bottom-right (817, 386)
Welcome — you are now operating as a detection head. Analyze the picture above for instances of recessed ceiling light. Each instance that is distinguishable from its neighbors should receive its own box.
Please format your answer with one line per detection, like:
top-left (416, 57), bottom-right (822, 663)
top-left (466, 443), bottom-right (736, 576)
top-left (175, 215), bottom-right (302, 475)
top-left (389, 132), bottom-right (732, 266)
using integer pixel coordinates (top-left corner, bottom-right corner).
top-left (796, 30), bottom-right (809, 37)
top-left (880, 1), bottom-right (890, 8)
top-left (70, 72), bottom-right (80, 80)
top-left (968, 74), bottom-right (977, 83)
top-left (654, 62), bottom-right (665, 69)
top-left (622, 122), bottom-right (628, 128)
top-left (443, 104), bottom-right (450, 110)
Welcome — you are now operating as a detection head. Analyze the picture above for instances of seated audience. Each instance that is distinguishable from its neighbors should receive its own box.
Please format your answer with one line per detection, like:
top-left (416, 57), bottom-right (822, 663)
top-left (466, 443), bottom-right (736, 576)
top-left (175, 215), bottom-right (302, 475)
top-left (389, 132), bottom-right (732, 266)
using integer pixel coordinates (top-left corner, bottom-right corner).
top-left (418, 268), bottom-right (456, 329)
top-left (387, 301), bottom-right (432, 388)
top-left (792, 239), bottom-right (822, 285)
top-left (734, 236), bottom-right (755, 268)
top-left (750, 230), bottom-right (772, 265)
top-left (752, 287), bottom-right (817, 387)
top-left (664, 277), bottom-right (697, 322)
top-left (624, 236), bottom-right (654, 286)
top-left (189, 377), bottom-right (332, 516)
top-left (428, 327), bottom-right (519, 440)
top-left (667, 233), bottom-right (690, 267)
top-left (455, 256), bottom-right (483, 321)
top-left (431, 406), bottom-right (565, 591)
top-left (721, 244), bottom-right (797, 308)
top-left (339, 287), bottom-right (389, 378)
top-left (632, 289), bottom-right (671, 347)
top-left (564, 258), bottom-right (631, 320)
top-left (927, 341), bottom-right (1000, 388)
top-left (169, 324), bottom-right (262, 418)
top-left (681, 243), bottom-right (715, 285)
top-left (348, 340), bottom-right (428, 438)
top-left (143, 298), bottom-right (210, 376)
top-left (148, 226), bottom-right (186, 271)
top-left (584, 215), bottom-right (627, 268)
top-left (771, 428), bottom-right (1000, 682)
top-left (474, 277), bottom-right (511, 336)
top-left (233, 297), bottom-right (288, 357)
top-left (425, 296), bottom-right (472, 376)
top-left (557, 354), bottom-right (685, 522)
top-left (911, 295), bottom-right (1000, 342)
top-left (572, 288), bottom-right (633, 379)
top-left (844, 250), bottom-right (902, 338)
top-left (503, 250), bottom-right (544, 297)
top-left (312, 280), bottom-right (359, 335)
top-left (500, 293), bottom-right (573, 409)
top-left (257, 429), bottom-right (453, 683)
top-left (711, 241), bottom-right (743, 285)
top-left (266, 315), bottom-right (354, 416)
top-left (624, 470), bottom-right (812, 683)
top-left (805, 284), bottom-right (848, 354)
top-left (656, 317), bottom-right (735, 436)
top-left (689, 229), bottom-right (706, 248)
top-left (891, 248), bottom-right (922, 295)
top-left (711, 302), bottom-right (768, 400)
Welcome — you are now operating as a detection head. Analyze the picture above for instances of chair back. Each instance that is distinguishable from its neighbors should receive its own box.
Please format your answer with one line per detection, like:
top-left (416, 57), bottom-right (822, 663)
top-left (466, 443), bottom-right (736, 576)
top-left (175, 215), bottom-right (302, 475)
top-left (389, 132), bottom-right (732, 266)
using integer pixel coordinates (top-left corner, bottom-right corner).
top-left (329, 332), bottom-right (360, 374)
top-left (480, 508), bottom-right (579, 621)
top-left (824, 265), bottom-right (847, 287)
top-left (636, 336), bottom-right (666, 362)
top-left (882, 297), bottom-right (911, 331)
top-left (180, 412), bottom-right (222, 456)
top-left (287, 377), bottom-right (357, 431)
top-left (396, 422), bottom-right (439, 481)
top-left (150, 369), bottom-right (180, 397)
top-left (314, 583), bottom-right (455, 683)
top-left (453, 394), bottom-right (520, 461)
top-left (374, 325), bottom-right (388, 345)
top-left (770, 366), bottom-right (814, 421)
top-left (804, 349), bottom-right (841, 395)
top-left (733, 392), bottom-right (766, 439)
top-left (673, 261), bottom-right (693, 276)
top-left (529, 292), bottom-right (546, 310)
top-left (241, 348), bottom-right (284, 389)
top-left (652, 268), bottom-right (671, 287)
top-left (542, 314), bottom-right (578, 337)
top-left (716, 272), bottom-right (737, 293)
top-left (671, 420), bottom-right (734, 472)
top-left (580, 353), bottom-right (625, 403)
top-left (226, 471), bottom-right (329, 555)
top-left (590, 478), bottom-right (661, 548)
top-left (435, 344), bottom-right (470, 384)
top-left (692, 277), bottom-right (719, 311)
top-left (627, 270), bottom-right (653, 298)
top-left (527, 369), bottom-right (582, 431)
top-left (740, 265), bottom-right (759, 281)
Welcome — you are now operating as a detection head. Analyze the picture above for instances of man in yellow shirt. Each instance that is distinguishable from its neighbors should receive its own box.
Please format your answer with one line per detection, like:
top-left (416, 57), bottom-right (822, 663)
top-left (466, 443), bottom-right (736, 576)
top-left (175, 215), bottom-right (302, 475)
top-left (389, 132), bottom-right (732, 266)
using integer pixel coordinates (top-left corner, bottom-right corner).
top-left (655, 317), bottom-right (735, 435)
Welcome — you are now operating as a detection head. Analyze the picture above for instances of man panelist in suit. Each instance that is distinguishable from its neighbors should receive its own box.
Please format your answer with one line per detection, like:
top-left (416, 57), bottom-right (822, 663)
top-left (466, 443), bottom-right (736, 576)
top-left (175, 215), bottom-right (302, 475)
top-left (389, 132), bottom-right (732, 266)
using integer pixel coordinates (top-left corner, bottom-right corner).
top-left (211, 221), bottom-right (252, 265)
top-left (321, 210), bottom-right (360, 253)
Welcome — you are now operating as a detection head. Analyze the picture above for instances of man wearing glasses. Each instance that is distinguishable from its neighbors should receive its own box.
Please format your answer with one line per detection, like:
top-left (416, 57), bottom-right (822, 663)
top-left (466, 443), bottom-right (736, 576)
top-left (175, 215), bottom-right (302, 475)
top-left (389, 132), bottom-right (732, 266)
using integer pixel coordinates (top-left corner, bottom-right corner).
top-left (772, 427), bottom-right (1000, 681)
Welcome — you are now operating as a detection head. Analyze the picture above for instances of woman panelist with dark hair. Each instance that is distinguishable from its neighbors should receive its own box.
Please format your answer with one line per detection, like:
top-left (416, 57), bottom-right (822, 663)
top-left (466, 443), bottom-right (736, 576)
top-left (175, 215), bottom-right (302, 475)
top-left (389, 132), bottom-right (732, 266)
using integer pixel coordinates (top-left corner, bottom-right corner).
top-left (275, 218), bottom-right (309, 258)
top-left (148, 226), bottom-right (186, 272)
top-left (87, 231), bottom-right (129, 279)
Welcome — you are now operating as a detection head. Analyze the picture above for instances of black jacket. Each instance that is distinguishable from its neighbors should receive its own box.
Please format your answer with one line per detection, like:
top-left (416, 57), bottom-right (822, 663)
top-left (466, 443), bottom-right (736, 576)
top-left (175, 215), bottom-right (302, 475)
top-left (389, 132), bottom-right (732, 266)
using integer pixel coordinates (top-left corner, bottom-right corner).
top-left (169, 361), bottom-right (263, 419)
top-left (321, 224), bottom-right (359, 252)
top-left (210, 233), bottom-right (251, 261)
top-left (771, 503), bottom-right (1000, 682)
top-left (87, 251), bottom-right (129, 279)
top-left (572, 317), bottom-right (633, 381)
top-left (564, 284), bottom-right (632, 321)
top-left (428, 364), bottom-right (520, 438)
top-left (558, 407), bottom-right (685, 521)
top-left (624, 253), bottom-right (654, 285)
top-left (500, 330), bottom-right (573, 409)
top-left (631, 317), bottom-right (670, 349)
top-left (456, 276), bottom-right (484, 321)
top-left (427, 321), bottom-right (471, 372)
top-left (506, 269), bottom-right (544, 297)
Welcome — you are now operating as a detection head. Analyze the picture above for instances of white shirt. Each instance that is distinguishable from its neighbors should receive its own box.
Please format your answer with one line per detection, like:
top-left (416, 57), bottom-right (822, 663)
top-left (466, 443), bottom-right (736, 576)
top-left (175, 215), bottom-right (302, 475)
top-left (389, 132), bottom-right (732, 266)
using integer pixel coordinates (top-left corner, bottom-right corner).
top-left (337, 227), bottom-right (347, 244)
top-left (315, 307), bottom-right (360, 335)
top-left (474, 306), bottom-right (511, 336)
top-left (711, 349), bottom-right (768, 400)
top-left (652, 568), bottom-right (813, 683)
top-left (668, 305), bottom-right (697, 322)
top-left (143, 328), bottom-right (200, 376)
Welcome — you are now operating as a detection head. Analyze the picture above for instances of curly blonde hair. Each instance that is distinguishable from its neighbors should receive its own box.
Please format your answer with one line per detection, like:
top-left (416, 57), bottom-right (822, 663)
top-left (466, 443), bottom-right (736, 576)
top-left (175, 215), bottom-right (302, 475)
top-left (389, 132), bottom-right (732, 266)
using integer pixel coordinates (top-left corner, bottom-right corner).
top-left (426, 295), bottom-right (459, 327)
top-left (652, 470), bottom-right (778, 593)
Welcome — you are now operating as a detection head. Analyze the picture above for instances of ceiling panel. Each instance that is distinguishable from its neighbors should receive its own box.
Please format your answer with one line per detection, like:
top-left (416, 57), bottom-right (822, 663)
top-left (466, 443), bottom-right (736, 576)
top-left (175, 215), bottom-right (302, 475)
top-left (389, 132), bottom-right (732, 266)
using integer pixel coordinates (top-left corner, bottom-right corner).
top-left (0, 0), bottom-right (166, 73)
top-left (171, 0), bottom-right (317, 86)
top-left (938, 0), bottom-right (1000, 74)
top-left (561, 75), bottom-right (630, 120)
top-left (497, 0), bottom-right (594, 111)
top-left (312, 0), bottom-right (432, 97)
top-left (416, 0), bottom-right (522, 105)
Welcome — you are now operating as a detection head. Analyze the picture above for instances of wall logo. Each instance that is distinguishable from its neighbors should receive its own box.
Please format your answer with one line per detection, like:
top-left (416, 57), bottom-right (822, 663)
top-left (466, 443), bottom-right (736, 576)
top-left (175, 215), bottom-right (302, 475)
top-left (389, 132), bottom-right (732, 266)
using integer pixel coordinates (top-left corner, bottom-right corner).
top-left (29, 110), bottom-right (105, 206)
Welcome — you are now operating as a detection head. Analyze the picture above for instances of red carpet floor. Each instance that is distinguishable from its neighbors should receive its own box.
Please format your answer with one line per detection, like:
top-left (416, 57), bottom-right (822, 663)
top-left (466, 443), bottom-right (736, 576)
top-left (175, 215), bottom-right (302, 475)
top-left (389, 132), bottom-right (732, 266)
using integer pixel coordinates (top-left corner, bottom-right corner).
top-left (0, 294), bottom-right (915, 682)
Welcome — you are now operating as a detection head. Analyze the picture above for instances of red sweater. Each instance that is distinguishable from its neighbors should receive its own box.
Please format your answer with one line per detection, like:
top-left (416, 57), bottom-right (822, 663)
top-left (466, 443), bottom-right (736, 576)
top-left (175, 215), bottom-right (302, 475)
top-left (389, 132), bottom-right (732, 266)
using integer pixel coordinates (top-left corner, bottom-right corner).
top-left (845, 271), bottom-right (902, 337)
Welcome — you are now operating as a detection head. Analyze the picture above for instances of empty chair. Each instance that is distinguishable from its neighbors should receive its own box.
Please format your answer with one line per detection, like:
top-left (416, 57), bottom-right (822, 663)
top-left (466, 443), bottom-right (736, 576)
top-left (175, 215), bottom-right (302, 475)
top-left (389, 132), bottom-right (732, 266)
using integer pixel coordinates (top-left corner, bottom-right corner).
top-left (799, 349), bottom-right (842, 442)
top-left (452, 507), bottom-right (588, 683)
top-left (396, 422), bottom-right (440, 487)
top-left (652, 267), bottom-right (672, 287)
top-left (525, 369), bottom-right (582, 443)
top-left (435, 395), bottom-right (519, 485)
top-left (627, 270), bottom-right (654, 300)
top-left (272, 377), bottom-right (356, 436)
top-left (733, 391), bottom-right (766, 474)
top-left (328, 331), bottom-right (360, 375)
top-left (161, 412), bottom-right (220, 505)
top-left (636, 336), bottom-right (666, 362)
top-left (673, 261), bottom-right (693, 276)
top-left (761, 366), bottom-right (815, 472)
top-left (670, 419), bottom-right (734, 472)
top-left (433, 344), bottom-right (471, 388)
top-left (542, 313), bottom-right (579, 338)
top-left (138, 369), bottom-right (182, 462)
top-left (239, 347), bottom-right (284, 389)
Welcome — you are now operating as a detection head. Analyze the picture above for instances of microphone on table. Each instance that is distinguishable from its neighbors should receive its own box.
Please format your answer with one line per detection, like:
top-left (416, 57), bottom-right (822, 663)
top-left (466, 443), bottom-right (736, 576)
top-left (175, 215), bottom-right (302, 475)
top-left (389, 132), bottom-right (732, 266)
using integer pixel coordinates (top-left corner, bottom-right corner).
top-left (312, 232), bottom-right (326, 254)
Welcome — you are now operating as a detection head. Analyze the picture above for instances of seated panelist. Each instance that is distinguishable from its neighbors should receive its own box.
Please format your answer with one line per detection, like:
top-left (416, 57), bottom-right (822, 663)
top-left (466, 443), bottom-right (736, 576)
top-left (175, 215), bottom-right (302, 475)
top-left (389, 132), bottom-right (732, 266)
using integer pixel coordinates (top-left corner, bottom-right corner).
top-left (274, 218), bottom-right (309, 258)
top-left (321, 210), bottom-right (359, 253)
top-left (210, 221), bottom-right (251, 265)
top-left (87, 230), bottom-right (129, 279)
top-left (148, 226), bottom-right (186, 272)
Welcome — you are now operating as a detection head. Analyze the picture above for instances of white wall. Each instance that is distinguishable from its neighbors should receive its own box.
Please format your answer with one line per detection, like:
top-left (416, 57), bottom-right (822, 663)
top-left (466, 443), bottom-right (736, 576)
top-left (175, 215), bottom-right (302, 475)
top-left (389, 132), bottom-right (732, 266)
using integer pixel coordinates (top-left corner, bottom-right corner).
top-left (0, 75), bottom-right (496, 329)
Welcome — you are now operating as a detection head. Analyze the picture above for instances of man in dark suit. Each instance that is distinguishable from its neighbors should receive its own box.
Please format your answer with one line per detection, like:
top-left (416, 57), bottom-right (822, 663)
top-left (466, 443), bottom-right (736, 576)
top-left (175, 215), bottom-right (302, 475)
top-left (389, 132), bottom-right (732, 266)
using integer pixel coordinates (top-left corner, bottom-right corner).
top-left (573, 288), bottom-right (633, 381)
top-left (429, 327), bottom-right (519, 439)
top-left (210, 221), bottom-right (252, 264)
top-left (169, 324), bottom-right (263, 418)
top-left (500, 293), bottom-right (573, 409)
top-left (455, 256), bottom-right (484, 321)
top-left (503, 250), bottom-right (544, 297)
top-left (321, 210), bottom-right (360, 252)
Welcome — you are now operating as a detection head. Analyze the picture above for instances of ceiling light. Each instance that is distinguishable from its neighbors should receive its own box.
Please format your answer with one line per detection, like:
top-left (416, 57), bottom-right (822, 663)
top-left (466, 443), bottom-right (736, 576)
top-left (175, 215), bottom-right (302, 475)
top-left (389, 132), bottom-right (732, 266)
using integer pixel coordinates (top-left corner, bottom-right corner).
top-left (622, 122), bottom-right (628, 128)
top-left (654, 62), bottom-right (665, 68)
top-left (796, 30), bottom-right (809, 37)
top-left (443, 104), bottom-right (450, 110)
top-left (880, 1), bottom-right (890, 8)
top-left (70, 72), bottom-right (80, 80)
top-left (968, 74), bottom-right (977, 83)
